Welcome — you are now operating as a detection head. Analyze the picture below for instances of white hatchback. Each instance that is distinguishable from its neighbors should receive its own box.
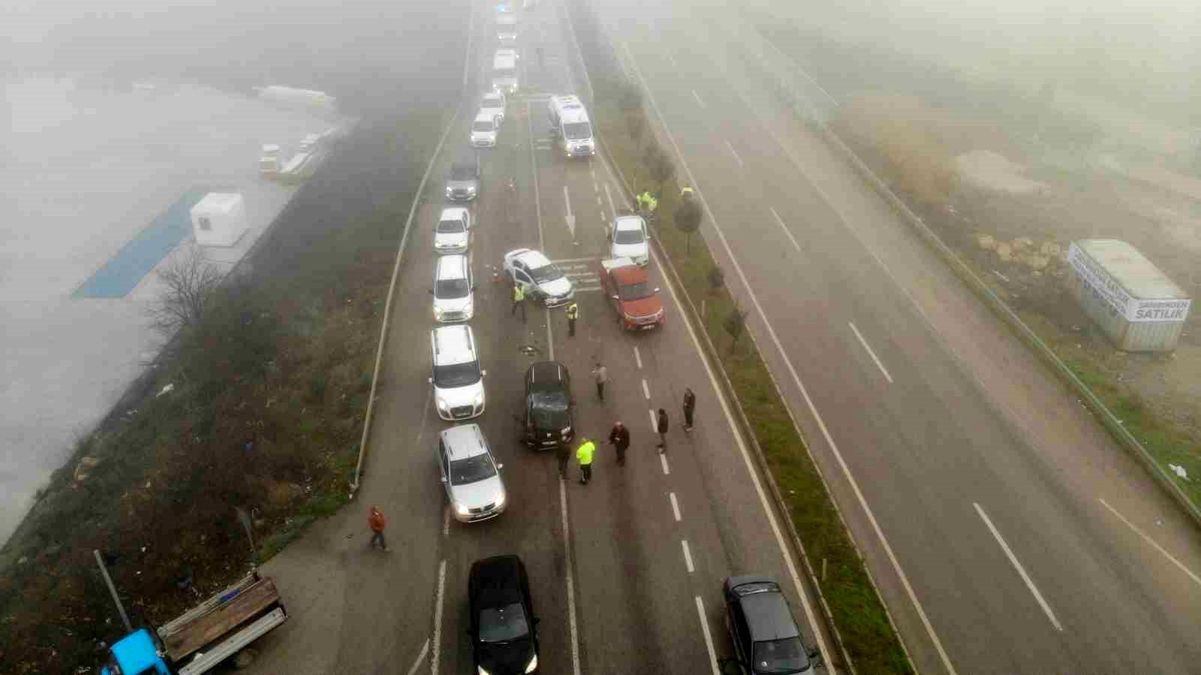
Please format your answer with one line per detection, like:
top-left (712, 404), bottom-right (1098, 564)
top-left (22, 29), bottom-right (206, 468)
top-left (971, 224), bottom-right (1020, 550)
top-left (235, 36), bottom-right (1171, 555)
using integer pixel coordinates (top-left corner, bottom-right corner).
top-left (608, 215), bottom-right (650, 266)
top-left (438, 424), bottom-right (506, 523)
top-left (432, 254), bottom-right (474, 323)
top-left (430, 324), bottom-right (486, 421)
top-left (471, 111), bottom-right (498, 148)
top-left (435, 207), bottom-right (471, 254)
top-left (503, 248), bottom-right (575, 307)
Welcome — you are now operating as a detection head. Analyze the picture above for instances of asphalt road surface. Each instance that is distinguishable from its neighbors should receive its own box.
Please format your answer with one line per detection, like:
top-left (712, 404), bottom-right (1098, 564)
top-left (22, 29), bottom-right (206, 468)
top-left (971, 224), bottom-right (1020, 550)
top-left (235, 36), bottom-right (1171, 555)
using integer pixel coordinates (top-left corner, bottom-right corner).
top-left (582, 0), bottom-right (1201, 673)
top-left (244, 1), bottom-right (830, 673)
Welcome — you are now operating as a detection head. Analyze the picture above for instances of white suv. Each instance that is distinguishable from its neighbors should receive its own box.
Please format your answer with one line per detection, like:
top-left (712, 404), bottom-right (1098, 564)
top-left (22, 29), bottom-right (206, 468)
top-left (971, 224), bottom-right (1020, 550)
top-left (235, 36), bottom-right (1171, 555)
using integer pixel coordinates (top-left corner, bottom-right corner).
top-left (432, 254), bottom-right (474, 323)
top-left (438, 424), bottom-right (506, 523)
top-left (435, 207), bottom-right (471, 254)
top-left (430, 325), bottom-right (486, 421)
top-left (608, 214), bottom-right (650, 266)
top-left (471, 111), bottom-right (498, 148)
top-left (503, 248), bottom-right (575, 307)
top-left (481, 90), bottom-right (506, 125)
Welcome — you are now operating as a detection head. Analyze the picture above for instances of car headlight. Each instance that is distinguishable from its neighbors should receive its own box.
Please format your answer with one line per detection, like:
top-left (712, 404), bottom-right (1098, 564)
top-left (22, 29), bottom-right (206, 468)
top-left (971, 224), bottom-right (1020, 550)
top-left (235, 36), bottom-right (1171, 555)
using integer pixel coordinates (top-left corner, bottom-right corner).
top-left (524, 653), bottom-right (538, 673)
top-left (436, 397), bottom-right (449, 413)
top-left (472, 392), bottom-right (485, 407)
top-left (433, 306), bottom-right (445, 319)
top-left (467, 185), bottom-right (477, 195)
top-left (478, 667), bottom-right (492, 675)
top-left (495, 492), bottom-right (506, 507)
top-left (561, 427), bottom-right (572, 436)
top-left (456, 503), bottom-right (471, 516)
top-left (445, 187), bottom-right (452, 196)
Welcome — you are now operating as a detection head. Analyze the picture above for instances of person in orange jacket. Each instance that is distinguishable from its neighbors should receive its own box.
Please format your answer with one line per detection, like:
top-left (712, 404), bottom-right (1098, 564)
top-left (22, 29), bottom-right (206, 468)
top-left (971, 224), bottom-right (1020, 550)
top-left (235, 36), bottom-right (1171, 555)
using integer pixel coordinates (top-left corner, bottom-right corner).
top-left (368, 506), bottom-right (388, 551)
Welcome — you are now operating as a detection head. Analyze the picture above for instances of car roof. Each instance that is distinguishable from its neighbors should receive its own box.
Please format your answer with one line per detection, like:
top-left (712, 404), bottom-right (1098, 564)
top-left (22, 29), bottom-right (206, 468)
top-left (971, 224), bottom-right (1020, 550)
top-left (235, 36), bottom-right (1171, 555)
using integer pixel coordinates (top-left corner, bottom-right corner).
top-left (740, 590), bottom-right (801, 642)
top-left (614, 215), bottom-right (644, 230)
top-left (440, 206), bottom-right (469, 220)
top-left (482, 91), bottom-right (504, 102)
top-left (470, 555), bottom-right (527, 608)
top-left (432, 324), bottom-right (475, 364)
top-left (527, 361), bottom-right (567, 390)
top-left (512, 249), bottom-right (550, 268)
top-left (610, 264), bottom-right (648, 285)
top-left (436, 255), bottom-right (468, 278)
top-left (441, 423), bottom-right (488, 459)
top-left (473, 111), bottom-right (496, 123)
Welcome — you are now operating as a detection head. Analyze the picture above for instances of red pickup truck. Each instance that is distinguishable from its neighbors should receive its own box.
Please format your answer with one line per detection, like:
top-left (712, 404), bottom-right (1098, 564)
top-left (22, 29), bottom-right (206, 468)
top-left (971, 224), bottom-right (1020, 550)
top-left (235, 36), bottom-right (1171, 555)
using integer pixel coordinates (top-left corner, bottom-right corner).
top-left (599, 257), bottom-right (665, 330)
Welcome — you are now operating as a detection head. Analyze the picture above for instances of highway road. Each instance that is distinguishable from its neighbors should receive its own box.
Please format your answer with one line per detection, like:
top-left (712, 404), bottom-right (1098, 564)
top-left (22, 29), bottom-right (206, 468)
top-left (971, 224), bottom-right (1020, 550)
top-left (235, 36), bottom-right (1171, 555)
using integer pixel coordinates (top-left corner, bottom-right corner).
top-left (583, 0), bottom-right (1201, 673)
top-left (243, 0), bottom-right (832, 673)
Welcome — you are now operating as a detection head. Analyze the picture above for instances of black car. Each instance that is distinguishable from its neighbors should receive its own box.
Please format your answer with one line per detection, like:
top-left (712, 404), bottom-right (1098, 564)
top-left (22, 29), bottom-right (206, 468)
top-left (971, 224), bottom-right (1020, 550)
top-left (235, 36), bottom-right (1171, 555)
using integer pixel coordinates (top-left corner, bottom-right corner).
top-left (469, 555), bottom-right (539, 674)
top-left (522, 361), bottom-right (574, 449)
top-left (721, 576), bottom-right (821, 675)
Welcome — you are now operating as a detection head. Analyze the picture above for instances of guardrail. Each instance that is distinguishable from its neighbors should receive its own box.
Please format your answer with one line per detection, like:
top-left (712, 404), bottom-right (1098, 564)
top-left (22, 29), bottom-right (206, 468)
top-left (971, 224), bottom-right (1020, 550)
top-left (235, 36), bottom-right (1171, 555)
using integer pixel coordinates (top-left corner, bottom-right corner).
top-left (745, 27), bottom-right (1201, 529)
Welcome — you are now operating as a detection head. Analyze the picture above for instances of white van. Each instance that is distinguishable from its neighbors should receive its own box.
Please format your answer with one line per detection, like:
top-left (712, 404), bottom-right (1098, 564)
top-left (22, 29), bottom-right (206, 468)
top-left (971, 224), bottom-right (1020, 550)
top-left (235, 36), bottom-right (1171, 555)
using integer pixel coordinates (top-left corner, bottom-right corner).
top-left (471, 111), bottom-right (498, 147)
top-left (430, 325), bottom-right (486, 421)
top-left (547, 95), bottom-right (596, 158)
top-left (491, 52), bottom-right (519, 94)
top-left (432, 254), bottom-right (475, 323)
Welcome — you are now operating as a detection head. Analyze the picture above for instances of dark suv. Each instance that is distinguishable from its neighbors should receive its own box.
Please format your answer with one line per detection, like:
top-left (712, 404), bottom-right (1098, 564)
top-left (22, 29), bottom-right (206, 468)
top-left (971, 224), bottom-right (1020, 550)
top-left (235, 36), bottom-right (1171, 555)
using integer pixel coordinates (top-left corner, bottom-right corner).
top-left (721, 576), bottom-right (821, 675)
top-left (469, 555), bottom-right (539, 674)
top-left (445, 153), bottom-right (480, 202)
top-left (522, 361), bottom-right (574, 449)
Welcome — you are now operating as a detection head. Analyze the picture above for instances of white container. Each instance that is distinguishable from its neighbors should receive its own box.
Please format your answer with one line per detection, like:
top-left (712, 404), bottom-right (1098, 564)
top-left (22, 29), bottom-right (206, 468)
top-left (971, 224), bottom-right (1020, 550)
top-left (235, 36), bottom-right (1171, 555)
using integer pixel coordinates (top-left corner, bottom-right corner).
top-left (190, 192), bottom-right (248, 248)
top-left (1067, 239), bottom-right (1191, 352)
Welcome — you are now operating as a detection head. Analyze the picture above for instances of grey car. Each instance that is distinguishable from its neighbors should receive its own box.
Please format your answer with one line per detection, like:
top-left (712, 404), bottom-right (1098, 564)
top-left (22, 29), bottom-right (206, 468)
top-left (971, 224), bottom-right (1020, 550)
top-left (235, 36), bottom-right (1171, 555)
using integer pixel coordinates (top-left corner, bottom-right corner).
top-left (721, 576), bottom-right (821, 674)
top-left (445, 154), bottom-right (480, 202)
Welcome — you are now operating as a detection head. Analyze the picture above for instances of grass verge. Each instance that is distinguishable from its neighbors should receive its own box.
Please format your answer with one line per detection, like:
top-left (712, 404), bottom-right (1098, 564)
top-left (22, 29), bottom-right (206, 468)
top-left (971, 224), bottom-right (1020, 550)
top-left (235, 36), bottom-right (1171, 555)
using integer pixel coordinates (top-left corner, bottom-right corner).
top-left (564, 1), bottom-right (913, 672)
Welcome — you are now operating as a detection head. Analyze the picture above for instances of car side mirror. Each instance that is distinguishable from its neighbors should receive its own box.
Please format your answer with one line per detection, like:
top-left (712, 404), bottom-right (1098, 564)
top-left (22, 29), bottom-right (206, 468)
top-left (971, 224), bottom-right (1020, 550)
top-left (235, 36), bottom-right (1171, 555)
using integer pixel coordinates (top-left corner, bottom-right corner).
top-left (428, 289), bottom-right (434, 295)
top-left (428, 377), bottom-right (433, 384)
top-left (611, 294), bottom-right (619, 301)
top-left (808, 648), bottom-right (823, 666)
top-left (440, 476), bottom-right (447, 483)
top-left (654, 287), bottom-right (660, 293)
top-left (481, 369), bottom-right (487, 377)
top-left (497, 463), bottom-right (504, 470)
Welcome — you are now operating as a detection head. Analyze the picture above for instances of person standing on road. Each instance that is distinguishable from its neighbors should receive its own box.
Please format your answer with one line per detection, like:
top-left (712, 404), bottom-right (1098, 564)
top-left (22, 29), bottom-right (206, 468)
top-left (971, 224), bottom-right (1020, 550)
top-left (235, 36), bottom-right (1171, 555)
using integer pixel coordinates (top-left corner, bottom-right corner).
top-left (576, 437), bottom-right (596, 484)
top-left (682, 387), bottom-right (696, 431)
top-left (555, 440), bottom-right (571, 479)
top-left (566, 301), bottom-right (579, 337)
top-left (591, 362), bottom-right (608, 402)
top-left (608, 421), bottom-right (630, 466)
top-left (656, 408), bottom-right (669, 453)
top-left (368, 506), bottom-right (388, 551)
top-left (511, 283), bottom-right (527, 323)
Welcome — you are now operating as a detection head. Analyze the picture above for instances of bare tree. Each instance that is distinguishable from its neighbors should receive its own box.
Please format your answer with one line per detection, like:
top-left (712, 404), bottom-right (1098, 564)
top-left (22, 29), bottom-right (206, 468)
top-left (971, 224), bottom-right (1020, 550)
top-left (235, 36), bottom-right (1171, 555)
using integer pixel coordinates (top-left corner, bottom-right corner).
top-left (674, 198), bottom-right (703, 255)
top-left (723, 305), bottom-right (748, 354)
top-left (150, 245), bottom-right (222, 336)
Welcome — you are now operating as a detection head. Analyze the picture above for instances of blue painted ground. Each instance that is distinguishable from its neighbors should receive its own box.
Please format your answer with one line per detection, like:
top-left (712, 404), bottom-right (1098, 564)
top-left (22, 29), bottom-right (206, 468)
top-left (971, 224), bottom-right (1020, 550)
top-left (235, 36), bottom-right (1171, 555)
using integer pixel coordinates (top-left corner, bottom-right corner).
top-left (75, 189), bottom-right (209, 298)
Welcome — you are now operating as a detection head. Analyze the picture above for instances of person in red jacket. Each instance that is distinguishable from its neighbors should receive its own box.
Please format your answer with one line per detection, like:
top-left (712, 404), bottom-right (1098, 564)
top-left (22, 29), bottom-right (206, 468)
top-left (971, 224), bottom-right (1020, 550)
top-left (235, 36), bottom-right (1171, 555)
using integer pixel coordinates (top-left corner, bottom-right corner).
top-left (368, 506), bottom-right (388, 551)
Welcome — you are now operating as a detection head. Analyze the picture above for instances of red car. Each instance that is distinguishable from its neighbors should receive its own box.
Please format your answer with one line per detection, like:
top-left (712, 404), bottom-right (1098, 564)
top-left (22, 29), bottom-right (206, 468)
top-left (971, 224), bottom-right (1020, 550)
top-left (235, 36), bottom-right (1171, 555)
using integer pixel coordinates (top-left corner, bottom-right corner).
top-left (599, 257), bottom-right (665, 330)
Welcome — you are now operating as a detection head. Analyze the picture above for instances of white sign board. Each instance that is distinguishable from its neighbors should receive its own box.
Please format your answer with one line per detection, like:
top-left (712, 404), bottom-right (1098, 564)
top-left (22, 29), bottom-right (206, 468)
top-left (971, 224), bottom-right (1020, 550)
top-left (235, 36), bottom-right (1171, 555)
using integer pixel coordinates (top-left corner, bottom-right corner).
top-left (1068, 243), bottom-right (1191, 322)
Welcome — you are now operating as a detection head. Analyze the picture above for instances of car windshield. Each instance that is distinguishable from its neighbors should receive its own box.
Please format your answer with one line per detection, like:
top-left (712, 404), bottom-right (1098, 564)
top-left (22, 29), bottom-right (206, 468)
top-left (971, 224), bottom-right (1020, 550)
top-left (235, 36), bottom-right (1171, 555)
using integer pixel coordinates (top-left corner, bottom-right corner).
top-left (614, 228), bottom-right (644, 245)
top-left (618, 281), bottom-right (653, 301)
top-left (528, 262), bottom-right (562, 283)
top-left (435, 278), bottom-right (470, 299)
top-left (563, 121), bottom-right (592, 140)
top-left (450, 165), bottom-right (475, 180)
top-left (449, 453), bottom-right (496, 485)
top-left (530, 391), bottom-right (569, 428)
top-left (433, 361), bottom-right (480, 388)
top-left (437, 219), bottom-right (465, 233)
top-left (752, 637), bottom-right (808, 674)
top-left (483, 96), bottom-right (502, 108)
top-left (479, 603), bottom-right (529, 643)
top-left (472, 120), bottom-right (494, 132)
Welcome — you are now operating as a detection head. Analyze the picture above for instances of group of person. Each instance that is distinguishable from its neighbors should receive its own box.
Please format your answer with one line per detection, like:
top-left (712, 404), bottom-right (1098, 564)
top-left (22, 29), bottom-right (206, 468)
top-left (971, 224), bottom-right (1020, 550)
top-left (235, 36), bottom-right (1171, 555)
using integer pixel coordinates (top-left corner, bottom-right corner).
top-left (563, 378), bottom-right (697, 485)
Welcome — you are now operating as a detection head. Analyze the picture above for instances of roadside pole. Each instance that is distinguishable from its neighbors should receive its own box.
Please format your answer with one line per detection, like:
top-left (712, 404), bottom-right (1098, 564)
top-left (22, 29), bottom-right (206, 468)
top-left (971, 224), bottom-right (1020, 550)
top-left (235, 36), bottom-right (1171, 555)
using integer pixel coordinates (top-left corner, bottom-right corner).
top-left (94, 549), bottom-right (133, 633)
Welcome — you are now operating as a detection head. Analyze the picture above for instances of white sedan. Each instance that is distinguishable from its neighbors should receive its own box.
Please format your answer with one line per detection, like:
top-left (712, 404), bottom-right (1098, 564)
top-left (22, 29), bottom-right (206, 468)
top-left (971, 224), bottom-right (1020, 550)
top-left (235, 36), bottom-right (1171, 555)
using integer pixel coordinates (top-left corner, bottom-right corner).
top-left (503, 248), bottom-right (575, 307)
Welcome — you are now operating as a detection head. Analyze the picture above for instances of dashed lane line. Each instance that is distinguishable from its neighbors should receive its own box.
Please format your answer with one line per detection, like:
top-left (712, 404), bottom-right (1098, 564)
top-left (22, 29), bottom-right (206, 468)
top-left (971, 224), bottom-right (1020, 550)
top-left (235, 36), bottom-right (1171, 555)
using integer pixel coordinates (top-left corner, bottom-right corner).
top-left (670, 492), bottom-right (682, 521)
top-left (849, 321), bottom-right (894, 384)
top-left (682, 539), bottom-right (695, 573)
top-left (431, 560), bottom-right (447, 675)
top-left (974, 503), bottom-right (1063, 632)
top-left (694, 596), bottom-right (720, 675)
top-left (642, 378), bottom-right (651, 399)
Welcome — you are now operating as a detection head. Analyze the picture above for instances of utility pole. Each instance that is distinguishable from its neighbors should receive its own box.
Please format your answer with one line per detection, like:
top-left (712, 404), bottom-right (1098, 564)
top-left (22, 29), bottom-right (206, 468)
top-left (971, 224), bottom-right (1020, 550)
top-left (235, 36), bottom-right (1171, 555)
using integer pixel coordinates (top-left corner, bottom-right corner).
top-left (94, 549), bottom-right (132, 632)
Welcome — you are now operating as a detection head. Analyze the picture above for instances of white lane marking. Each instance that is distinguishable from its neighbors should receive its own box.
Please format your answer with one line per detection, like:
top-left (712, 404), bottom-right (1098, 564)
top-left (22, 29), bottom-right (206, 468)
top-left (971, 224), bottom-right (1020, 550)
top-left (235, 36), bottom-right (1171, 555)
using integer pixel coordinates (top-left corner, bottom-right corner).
top-left (973, 503), bottom-right (1063, 632)
top-left (563, 184), bottom-right (577, 238)
top-left (604, 182), bottom-right (618, 220)
top-left (527, 100), bottom-right (545, 251)
top-left (682, 539), bottom-right (695, 573)
top-left (594, 180), bottom-right (601, 194)
top-left (559, 478), bottom-right (582, 675)
top-left (660, 453), bottom-right (670, 476)
top-left (1099, 498), bottom-right (1201, 589)
top-left (634, 345), bottom-right (643, 369)
top-left (694, 596), bottom-right (720, 675)
top-left (431, 559), bottom-right (447, 674)
top-left (769, 207), bottom-right (802, 252)
top-left (460, 0), bottom-right (475, 91)
top-left (596, 194), bottom-right (603, 206)
top-left (626, 42), bottom-right (937, 672)
top-left (406, 638), bottom-right (430, 675)
top-left (692, 89), bottom-right (706, 108)
top-left (642, 378), bottom-right (651, 399)
top-left (848, 322), bottom-right (894, 384)
top-left (759, 31), bottom-right (840, 109)
top-left (724, 139), bottom-right (744, 168)
top-left (670, 492), bottom-right (682, 521)
top-left (441, 506), bottom-right (450, 537)
top-left (649, 408), bottom-right (658, 433)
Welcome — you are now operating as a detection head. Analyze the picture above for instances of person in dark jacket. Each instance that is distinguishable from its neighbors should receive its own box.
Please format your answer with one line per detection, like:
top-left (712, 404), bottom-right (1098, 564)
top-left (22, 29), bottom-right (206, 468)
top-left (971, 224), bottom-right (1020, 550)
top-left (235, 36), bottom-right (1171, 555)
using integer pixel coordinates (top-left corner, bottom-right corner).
top-left (682, 387), bottom-right (696, 431)
top-left (555, 440), bottom-right (571, 479)
top-left (608, 421), bottom-right (630, 466)
top-left (656, 408), bottom-right (669, 453)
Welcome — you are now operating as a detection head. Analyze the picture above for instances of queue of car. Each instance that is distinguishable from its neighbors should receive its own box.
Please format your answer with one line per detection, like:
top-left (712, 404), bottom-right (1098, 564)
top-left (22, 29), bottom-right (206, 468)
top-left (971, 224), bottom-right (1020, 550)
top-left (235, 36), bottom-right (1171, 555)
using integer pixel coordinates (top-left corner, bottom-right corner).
top-left (425, 3), bottom-right (819, 672)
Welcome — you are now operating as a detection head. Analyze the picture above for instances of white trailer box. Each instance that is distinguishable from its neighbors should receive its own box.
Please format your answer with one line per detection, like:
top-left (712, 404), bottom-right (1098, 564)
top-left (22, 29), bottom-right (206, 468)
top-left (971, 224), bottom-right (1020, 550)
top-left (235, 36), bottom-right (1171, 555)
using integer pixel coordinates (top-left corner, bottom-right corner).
top-left (1067, 239), bottom-right (1191, 352)
top-left (190, 192), bottom-right (248, 248)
